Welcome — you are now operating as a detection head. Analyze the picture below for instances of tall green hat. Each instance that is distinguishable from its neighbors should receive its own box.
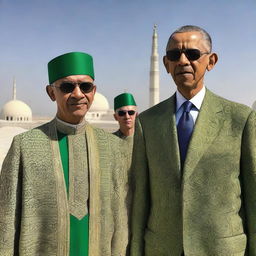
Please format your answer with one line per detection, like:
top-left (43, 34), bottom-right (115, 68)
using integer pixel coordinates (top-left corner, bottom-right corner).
top-left (114, 93), bottom-right (137, 110)
top-left (48, 52), bottom-right (94, 84)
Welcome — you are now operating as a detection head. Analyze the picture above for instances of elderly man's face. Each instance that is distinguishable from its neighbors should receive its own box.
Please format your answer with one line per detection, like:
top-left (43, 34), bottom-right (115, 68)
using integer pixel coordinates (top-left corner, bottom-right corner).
top-left (114, 105), bottom-right (137, 131)
top-left (163, 31), bottom-right (217, 98)
top-left (46, 75), bottom-right (96, 124)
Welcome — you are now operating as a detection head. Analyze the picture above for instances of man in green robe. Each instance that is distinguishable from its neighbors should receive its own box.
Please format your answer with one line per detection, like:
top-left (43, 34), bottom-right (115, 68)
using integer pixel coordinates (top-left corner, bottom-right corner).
top-left (0, 52), bottom-right (132, 256)
top-left (113, 93), bottom-right (137, 139)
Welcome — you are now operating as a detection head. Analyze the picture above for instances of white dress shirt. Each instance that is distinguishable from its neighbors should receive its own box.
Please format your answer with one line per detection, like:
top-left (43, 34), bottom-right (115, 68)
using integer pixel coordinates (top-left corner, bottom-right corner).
top-left (175, 86), bottom-right (206, 125)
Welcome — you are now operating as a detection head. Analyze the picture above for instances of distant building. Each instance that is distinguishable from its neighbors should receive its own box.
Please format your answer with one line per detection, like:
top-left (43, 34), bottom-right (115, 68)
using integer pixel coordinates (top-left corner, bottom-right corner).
top-left (149, 24), bottom-right (160, 107)
top-left (0, 78), bottom-right (32, 122)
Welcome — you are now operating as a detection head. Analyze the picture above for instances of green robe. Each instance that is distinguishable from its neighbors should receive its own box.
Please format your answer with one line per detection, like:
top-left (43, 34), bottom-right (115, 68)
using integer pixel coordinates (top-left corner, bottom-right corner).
top-left (0, 118), bottom-right (132, 256)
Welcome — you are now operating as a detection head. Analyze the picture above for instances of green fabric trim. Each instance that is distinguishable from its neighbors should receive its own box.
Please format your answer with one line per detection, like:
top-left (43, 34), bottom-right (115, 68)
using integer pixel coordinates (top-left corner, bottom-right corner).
top-left (114, 93), bottom-right (136, 110)
top-left (48, 52), bottom-right (94, 84)
top-left (58, 131), bottom-right (89, 256)
top-left (58, 132), bottom-right (69, 188)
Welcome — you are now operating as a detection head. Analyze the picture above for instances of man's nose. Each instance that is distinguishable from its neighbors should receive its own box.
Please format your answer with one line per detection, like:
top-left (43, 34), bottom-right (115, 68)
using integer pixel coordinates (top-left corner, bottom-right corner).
top-left (178, 53), bottom-right (190, 65)
top-left (71, 85), bottom-right (84, 98)
top-left (124, 112), bottom-right (131, 118)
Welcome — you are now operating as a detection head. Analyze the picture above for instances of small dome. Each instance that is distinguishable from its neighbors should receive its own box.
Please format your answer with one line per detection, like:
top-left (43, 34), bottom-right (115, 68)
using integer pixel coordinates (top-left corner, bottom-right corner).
top-left (1, 100), bottom-right (32, 121)
top-left (89, 92), bottom-right (110, 112)
top-left (252, 101), bottom-right (256, 110)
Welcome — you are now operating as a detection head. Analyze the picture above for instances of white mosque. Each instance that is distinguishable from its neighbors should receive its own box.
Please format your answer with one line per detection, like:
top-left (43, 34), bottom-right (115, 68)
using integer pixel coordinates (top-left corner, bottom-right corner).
top-left (0, 25), bottom-right (161, 168)
top-left (0, 78), bottom-right (32, 123)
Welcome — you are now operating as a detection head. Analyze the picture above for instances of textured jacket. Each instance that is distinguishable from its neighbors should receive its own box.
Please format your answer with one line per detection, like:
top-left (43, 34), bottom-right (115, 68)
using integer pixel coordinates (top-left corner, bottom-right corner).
top-left (130, 89), bottom-right (256, 256)
top-left (0, 118), bottom-right (132, 256)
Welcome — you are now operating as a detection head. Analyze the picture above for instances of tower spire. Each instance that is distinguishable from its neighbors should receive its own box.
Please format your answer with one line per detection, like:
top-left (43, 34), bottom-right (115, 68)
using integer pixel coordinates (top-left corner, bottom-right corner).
top-left (13, 77), bottom-right (16, 100)
top-left (149, 24), bottom-right (160, 107)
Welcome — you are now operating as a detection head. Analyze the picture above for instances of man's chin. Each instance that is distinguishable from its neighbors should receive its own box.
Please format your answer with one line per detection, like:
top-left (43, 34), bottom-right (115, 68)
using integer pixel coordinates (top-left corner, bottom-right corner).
top-left (66, 111), bottom-right (87, 124)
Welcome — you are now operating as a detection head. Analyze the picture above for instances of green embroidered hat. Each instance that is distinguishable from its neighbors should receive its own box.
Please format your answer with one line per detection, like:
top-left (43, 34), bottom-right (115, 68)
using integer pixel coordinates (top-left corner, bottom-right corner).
top-left (114, 93), bottom-right (137, 110)
top-left (48, 52), bottom-right (94, 84)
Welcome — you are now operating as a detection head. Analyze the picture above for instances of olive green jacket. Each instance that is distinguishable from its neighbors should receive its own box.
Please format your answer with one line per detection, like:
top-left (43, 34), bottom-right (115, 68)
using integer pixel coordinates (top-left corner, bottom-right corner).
top-left (0, 118), bottom-right (132, 256)
top-left (130, 89), bottom-right (256, 256)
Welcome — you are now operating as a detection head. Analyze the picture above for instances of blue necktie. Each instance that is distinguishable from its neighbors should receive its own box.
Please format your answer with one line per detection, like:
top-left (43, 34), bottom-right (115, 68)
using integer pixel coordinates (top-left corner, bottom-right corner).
top-left (177, 101), bottom-right (194, 166)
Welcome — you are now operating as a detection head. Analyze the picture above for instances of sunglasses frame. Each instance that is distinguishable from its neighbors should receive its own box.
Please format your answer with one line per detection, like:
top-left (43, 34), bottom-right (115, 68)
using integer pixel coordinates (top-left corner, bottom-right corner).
top-left (51, 81), bottom-right (95, 94)
top-left (166, 48), bottom-right (209, 62)
top-left (117, 110), bottom-right (136, 116)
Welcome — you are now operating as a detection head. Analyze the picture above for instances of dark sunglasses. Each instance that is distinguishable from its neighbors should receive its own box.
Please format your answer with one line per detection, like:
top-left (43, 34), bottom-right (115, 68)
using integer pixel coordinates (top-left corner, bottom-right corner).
top-left (166, 48), bottom-right (209, 61)
top-left (52, 82), bottom-right (94, 94)
top-left (117, 110), bottom-right (136, 116)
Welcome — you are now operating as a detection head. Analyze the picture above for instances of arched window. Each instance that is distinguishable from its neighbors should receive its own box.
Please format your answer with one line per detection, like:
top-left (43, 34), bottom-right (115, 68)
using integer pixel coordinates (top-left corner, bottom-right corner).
top-left (10, 117), bottom-right (13, 121)
top-left (6, 116), bottom-right (9, 121)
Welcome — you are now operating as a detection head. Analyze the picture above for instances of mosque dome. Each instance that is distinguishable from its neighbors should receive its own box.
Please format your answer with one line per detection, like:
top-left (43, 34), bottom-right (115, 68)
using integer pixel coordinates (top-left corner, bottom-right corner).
top-left (252, 101), bottom-right (256, 110)
top-left (89, 92), bottom-right (110, 113)
top-left (1, 99), bottom-right (32, 122)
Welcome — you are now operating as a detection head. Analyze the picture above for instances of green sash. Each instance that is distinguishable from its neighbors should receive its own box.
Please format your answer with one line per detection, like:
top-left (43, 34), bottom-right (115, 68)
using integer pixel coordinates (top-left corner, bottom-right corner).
top-left (58, 132), bottom-right (89, 256)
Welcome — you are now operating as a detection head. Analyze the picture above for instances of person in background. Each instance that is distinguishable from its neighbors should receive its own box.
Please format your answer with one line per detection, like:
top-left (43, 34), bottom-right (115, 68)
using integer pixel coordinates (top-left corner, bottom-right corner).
top-left (0, 52), bottom-right (132, 256)
top-left (113, 92), bottom-right (137, 139)
top-left (130, 25), bottom-right (256, 256)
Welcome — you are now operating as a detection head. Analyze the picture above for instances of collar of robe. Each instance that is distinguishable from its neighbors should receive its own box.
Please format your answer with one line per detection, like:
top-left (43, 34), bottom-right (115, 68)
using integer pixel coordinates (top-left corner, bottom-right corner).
top-left (55, 117), bottom-right (87, 135)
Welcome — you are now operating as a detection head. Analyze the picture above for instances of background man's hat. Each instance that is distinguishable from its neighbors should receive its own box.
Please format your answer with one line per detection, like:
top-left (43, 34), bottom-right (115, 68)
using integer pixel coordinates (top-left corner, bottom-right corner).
top-left (114, 93), bottom-right (136, 110)
top-left (48, 52), bottom-right (94, 84)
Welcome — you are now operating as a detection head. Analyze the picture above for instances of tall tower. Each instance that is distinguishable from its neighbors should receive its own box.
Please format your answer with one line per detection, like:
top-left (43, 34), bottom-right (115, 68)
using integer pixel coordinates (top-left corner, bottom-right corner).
top-left (13, 77), bottom-right (17, 100)
top-left (149, 24), bottom-right (160, 107)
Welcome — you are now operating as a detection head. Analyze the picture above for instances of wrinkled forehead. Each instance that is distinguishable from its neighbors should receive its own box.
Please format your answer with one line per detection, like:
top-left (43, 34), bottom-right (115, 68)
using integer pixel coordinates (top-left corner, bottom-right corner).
top-left (167, 31), bottom-right (209, 51)
top-left (116, 105), bottom-right (137, 112)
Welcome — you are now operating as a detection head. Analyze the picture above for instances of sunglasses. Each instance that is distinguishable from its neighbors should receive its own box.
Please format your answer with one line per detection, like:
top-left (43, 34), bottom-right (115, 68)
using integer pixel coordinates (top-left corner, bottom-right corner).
top-left (166, 48), bottom-right (209, 61)
top-left (117, 110), bottom-right (136, 116)
top-left (52, 82), bottom-right (94, 94)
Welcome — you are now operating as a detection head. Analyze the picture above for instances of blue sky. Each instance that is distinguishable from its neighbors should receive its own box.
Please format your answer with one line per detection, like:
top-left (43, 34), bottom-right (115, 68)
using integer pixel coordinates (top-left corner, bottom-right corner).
top-left (0, 0), bottom-right (256, 115)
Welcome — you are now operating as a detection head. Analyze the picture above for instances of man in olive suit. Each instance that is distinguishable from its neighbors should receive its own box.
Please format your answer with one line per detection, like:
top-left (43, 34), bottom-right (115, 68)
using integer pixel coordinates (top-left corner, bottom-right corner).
top-left (130, 25), bottom-right (256, 256)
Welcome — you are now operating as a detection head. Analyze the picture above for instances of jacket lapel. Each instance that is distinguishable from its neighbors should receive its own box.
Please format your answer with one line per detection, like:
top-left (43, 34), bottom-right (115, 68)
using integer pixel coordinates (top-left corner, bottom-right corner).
top-left (159, 94), bottom-right (181, 179)
top-left (183, 89), bottom-right (225, 181)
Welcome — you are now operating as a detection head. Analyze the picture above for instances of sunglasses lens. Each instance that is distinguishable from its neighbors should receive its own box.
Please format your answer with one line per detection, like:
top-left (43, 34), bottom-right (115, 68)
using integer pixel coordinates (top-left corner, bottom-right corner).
top-left (186, 49), bottom-right (201, 61)
top-left (59, 83), bottom-right (75, 93)
top-left (128, 110), bottom-right (135, 115)
top-left (58, 82), bottom-right (94, 93)
top-left (167, 49), bottom-right (202, 61)
top-left (118, 111), bottom-right (126, 116)
top-left (118, 110), bottom-right (135, 116)
top-left (80, 82), bottom-right (94, 93)
top-left (167, 50), bottom-right (181, 61)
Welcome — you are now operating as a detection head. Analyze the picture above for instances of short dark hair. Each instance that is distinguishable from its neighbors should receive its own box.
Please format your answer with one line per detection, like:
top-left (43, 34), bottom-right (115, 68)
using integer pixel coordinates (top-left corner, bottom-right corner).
top-left (166, 25), bottom-right (212, 52)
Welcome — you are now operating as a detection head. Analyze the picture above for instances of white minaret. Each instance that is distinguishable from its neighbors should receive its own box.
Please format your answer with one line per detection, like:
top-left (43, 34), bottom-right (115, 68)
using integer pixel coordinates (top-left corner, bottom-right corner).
top-left (149, 24), bottom-right (160, 107)
top-left (13, 77), bottom-right (17, 100)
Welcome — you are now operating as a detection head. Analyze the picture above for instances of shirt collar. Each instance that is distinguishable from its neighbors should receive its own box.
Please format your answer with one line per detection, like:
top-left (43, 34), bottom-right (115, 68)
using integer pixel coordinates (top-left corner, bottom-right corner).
top-left (176, 86), bottom-right (206, 112)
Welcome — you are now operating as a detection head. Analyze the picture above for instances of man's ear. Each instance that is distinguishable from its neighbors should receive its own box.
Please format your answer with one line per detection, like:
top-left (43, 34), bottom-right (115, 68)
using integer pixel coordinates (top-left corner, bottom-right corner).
top-left (207, 53), bottom-right (218, 71)
top-left (46, 85), bottom-right (56, 101)
top-left (163, 56), bottom-right (170, 73)
top-left (113, 113), bottom-right (118, 121)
